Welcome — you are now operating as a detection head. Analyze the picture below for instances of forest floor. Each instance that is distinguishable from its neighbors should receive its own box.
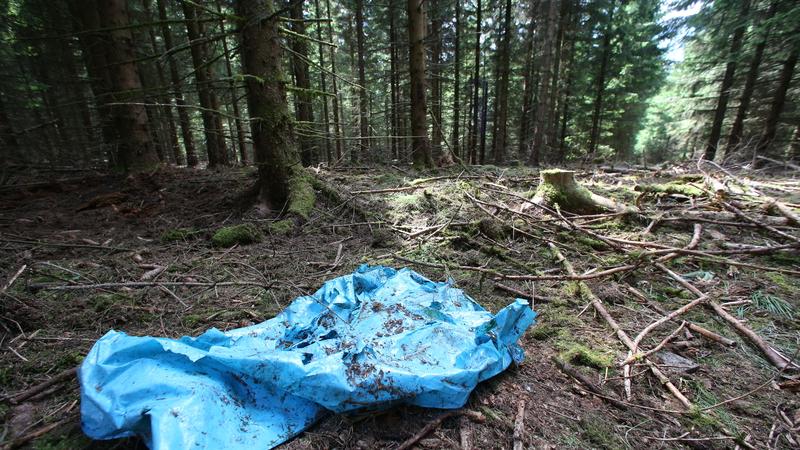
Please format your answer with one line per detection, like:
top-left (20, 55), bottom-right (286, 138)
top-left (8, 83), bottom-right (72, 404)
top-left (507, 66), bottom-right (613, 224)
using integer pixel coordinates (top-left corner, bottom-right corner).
top-left (1, 162), bottom-right (799, 449)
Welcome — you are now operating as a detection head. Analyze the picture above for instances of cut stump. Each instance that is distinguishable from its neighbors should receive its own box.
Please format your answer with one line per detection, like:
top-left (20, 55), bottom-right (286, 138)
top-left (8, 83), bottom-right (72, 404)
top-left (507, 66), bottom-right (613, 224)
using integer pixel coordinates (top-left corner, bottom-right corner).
top-left (532, 169), bottom-right (630, 214)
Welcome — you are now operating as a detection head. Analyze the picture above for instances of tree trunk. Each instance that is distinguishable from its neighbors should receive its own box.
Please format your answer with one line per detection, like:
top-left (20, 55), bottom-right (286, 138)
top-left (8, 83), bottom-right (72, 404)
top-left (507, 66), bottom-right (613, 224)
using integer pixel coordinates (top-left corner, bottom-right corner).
top-left (755, 40), bottom-right (799, 158)
top-left (289, 0), bottom-right (316, 166)
top-left (518, 7), bottom-right (536, 159)
top-left (216, 0), bottom-right (249, 165)
top-left (324, 0), bottom-right (343, 162)
top-left (313, 0), bottom-right (332, 164)
top-left (69, 0), bottom-right (118, 166)
top-left (479, 79), bottom-right (488, 164)
top-left (725, 0), bottom-right (777, 158)
top-left (355, 0), bottom-right (369, 163)
top-left (0, 93), bottom-right (20, 160)
top-left (703, 0), bottom-right (750, 161)
top-left (528, 0), bottom-right (559, 166)
top-left (142, 0), bottom-right (181, 165)
top-left (469, 0), bottom-right (481, 164)
top-left (407, 0), bottom-right (433, 169)
top-left (97, 0), bottom-right (160, 172)
top-left (451, 0), bottom-right (462, 160)
top-left (389, 0), bottom-right (400, 160)
top-left (788, 122), bottom-right (800, 161)
top-left (558, 1), bottom-right (578, 161)
top-left (182, 0), bottom-right (229, 167)
top-left (157, 0), bottom-right (197, 166)
top-left (587, 0), bottom-right (616, 160)
top-left (430, 6), bottom-right (449, 164)
top-left (236, 0), bottom-right (314, 219)
top-left (491, 0), bottom-right (512, 164)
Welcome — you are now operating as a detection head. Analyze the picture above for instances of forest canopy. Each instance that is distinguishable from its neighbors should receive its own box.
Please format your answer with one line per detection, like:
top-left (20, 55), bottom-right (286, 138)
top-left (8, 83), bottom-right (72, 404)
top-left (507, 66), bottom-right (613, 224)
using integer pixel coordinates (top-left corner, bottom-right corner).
top-left (1, 0), bottom-right (797, 174)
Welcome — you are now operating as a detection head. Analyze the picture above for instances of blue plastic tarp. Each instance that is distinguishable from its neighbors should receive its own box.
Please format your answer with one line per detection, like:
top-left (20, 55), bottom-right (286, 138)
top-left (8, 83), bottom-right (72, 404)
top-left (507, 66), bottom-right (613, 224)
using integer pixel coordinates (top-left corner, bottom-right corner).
top-left (80, 265), bottom-right (536, 449)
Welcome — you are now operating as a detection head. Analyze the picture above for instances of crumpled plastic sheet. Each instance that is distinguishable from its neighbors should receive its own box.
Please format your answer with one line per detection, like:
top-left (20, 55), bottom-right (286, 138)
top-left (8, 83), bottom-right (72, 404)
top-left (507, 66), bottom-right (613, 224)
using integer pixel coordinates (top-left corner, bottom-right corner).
top-left (80, 265), bottom-right (536, 449)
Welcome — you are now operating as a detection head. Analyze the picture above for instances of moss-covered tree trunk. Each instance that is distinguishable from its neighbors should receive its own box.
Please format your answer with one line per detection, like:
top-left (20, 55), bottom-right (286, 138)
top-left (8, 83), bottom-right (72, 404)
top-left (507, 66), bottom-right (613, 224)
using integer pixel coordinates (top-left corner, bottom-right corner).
top-left (237, 0), bottom-right (314, 221)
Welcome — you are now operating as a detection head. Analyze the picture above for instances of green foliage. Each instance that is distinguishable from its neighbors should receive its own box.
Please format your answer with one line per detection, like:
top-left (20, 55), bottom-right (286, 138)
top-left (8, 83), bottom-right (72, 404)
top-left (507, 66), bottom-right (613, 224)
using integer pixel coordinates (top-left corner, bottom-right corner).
top-left (268, 219), bottom-right (294, 235)
top-left (559, 343), bottom-right (614, 369)
top-left (750, 290), bottom-right (794, 319)
top-left (161, 228), bottom-right (199, 242)
top-left (211, 224), bottom-right (263, 247)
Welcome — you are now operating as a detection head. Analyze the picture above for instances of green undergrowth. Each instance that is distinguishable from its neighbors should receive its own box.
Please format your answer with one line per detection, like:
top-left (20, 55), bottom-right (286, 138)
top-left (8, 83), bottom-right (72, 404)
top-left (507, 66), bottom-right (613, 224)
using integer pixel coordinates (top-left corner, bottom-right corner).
top-left (634, 180), bottom-right (704, 197)
top-left (687, 381), bottom-right (742, 438)
top-left (268, 219), bottom-right (294, 235)
top-left (161, 227), bottom-right (200, 242)
top-left (211, 223), bottom-right (263, 247)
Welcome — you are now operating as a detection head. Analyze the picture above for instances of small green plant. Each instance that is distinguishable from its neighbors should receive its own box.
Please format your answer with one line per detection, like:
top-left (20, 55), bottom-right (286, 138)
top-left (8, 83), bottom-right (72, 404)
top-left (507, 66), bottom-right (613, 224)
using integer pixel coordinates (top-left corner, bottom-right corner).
top-left (161, 228), bottom-right (199, 242)
top-left (751, 290), bottom-right (794, 319)
top-left (211, 224), bottom-right (263, 247)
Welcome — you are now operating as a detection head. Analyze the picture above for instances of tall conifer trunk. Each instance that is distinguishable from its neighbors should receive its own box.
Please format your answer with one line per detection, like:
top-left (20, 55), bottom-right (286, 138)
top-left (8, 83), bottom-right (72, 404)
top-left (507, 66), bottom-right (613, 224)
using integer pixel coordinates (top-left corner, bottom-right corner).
top-left (97, 0), bottom-right (160, 172)
top-left (702, 0), bottom-right (750, 161)
top-left (407, 0), bottom-right (433, 169)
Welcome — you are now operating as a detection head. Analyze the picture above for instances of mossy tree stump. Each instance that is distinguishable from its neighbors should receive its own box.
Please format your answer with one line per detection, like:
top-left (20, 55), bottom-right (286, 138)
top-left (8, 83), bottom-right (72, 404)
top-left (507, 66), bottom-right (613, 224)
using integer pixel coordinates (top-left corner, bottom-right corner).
top-left (532, 169), bottom-right (629, 214)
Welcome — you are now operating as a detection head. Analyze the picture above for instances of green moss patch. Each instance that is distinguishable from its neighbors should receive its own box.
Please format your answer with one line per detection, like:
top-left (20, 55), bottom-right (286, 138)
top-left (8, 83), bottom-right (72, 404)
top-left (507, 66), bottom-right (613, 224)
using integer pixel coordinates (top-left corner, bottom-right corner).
top-left (211, 224), bottom-right (263, 247)
top-left (161, 228), bottom-right (199, 242)
top-left (559, 343), bottom-right (614, 369)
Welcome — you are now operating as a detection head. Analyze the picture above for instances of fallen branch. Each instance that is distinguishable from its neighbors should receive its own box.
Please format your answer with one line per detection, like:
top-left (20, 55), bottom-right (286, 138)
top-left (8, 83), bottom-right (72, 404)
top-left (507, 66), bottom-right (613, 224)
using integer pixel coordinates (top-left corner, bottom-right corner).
top-left (552, 356), bottom-right (629, 411)
top-left (5, 367), bottom-right (77, 404)
top-left (1, 265), bottom-right (26, 296)
top-left (656, 262), bottom-right (797, 371)
top-left (0, 237), bottom-right (130, 251)
top-left (512, 400), bottom-right (526, 450)
top-left (549, 243), bottom-right (692, 408)
top-left (396, 409), bottom-right (485, 450)
top-left (1, 412), bottom-right (78, 450)
top-left (29, 280), bottom-right (274, 291)
top-left (625, 285), bottom-right (736, 347)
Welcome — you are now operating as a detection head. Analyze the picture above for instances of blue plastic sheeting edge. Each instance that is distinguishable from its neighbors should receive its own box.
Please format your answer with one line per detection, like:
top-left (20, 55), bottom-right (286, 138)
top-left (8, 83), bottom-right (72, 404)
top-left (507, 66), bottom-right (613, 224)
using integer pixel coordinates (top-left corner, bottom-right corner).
top-left (80, 265), bottom-right (536, 449)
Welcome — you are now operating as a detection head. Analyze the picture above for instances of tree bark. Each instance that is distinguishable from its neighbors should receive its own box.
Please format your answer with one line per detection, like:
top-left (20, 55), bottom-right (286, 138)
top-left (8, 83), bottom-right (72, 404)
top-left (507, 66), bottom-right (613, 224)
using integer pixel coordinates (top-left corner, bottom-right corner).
top-left (528, 0), bottom-right (559, 166)
top-left (755, 40), bottom-right (799, 158)
top-left (236, 0), bottom-right (314, 218)
top-left (69, 0), bottom-right (118, 166)
top-left (430, 5), bottom-right (448, 164)
top-left (479, 78), bottom-right (488, 164)
top-left (216, 0), bottom-right (249, 165)
top-left (142, 0), bottom-right (182, 165)
top-left (518, 6), bottom-right (536, 159)
top-left (325, 0), bottom-right (344, 162)
top-left (788, 122), bottom-right (800, 161)
top-left (157, 0), bottom-right (197, 166)
top-left (313, 0), bottom-right (332, 164)
top-left (97, 0), bottom-right (160, 172)
top-left (290, 0), bottom-right (316, 166)
top-left (469, 0), bottom-right (481, 164)
top-left (557, 1), bottom-right (578, 161)
top-left (407, 0), bottom-right (433, 169)
top-left (389, 0), bottom-right (400, 160)
top-left (181, 0), bottom-right (229, 167)
top-left (491, 0), bottom-right (512, 164)
top-left (355, 0), bottom-right (369, 163)
top-left (451, 0), bottom-right (462, 160)
top-left (0, 93), bottom-right (20, 160)
top-left (587, 0), bottom-right (615, 160)
top-left (702, 0), bottom-right (750, 161)
top-left (725, 0), bottom-right (777, 158)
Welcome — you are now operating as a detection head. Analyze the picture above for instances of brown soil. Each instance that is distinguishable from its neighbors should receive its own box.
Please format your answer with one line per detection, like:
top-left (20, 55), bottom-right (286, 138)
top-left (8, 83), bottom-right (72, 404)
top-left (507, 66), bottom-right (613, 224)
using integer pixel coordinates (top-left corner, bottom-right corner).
top-left (1, 165), bottom-right (799, 449)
